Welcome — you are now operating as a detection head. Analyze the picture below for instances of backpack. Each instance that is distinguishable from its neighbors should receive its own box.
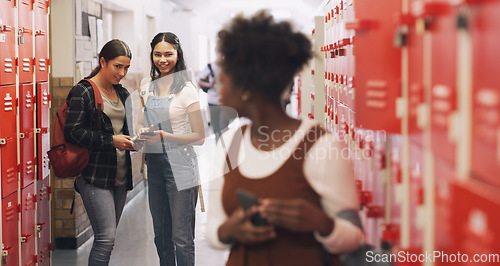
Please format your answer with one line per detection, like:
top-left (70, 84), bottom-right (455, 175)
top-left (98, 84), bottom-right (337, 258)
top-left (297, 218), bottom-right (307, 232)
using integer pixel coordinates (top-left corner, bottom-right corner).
top-left (48, 79), bottom-right (103, 178)
top-left (199, 63), bottom-right (215, 93)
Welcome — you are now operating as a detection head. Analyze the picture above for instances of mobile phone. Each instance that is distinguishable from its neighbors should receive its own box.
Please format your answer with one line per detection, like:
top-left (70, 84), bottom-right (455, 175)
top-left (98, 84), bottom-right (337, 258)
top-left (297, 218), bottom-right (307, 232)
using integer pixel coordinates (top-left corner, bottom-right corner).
top-left (133, 138), bottom-right (147, 144)
top-left (140, 131), bottom-right (156, 136)
top-left (235, 189), bottom-right (268, 226)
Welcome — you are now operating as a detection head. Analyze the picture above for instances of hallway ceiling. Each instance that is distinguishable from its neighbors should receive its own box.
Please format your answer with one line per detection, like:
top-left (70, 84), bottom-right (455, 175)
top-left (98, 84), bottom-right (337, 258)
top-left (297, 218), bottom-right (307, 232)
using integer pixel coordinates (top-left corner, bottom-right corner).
top-left (167, 0), bottom-right (324, 31)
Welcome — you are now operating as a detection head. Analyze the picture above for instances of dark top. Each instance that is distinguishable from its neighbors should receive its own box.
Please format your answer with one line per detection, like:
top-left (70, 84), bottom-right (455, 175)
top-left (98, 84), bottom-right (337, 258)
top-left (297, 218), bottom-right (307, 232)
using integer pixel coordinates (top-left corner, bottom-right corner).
top-left (64, 79), bottom-right (133, 190)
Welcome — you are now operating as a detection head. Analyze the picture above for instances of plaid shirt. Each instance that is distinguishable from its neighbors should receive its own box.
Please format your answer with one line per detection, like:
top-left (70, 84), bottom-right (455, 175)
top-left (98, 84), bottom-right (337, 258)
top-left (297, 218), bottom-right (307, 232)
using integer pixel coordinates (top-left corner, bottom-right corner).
top-left (64, 79), bottom-right (133, 190)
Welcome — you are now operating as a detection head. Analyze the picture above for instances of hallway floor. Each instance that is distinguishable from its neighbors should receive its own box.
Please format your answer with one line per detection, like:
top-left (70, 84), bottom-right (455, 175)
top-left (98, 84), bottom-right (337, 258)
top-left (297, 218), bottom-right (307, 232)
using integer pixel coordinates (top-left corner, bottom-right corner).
top-left (52, 132), bottom-right (230, 266)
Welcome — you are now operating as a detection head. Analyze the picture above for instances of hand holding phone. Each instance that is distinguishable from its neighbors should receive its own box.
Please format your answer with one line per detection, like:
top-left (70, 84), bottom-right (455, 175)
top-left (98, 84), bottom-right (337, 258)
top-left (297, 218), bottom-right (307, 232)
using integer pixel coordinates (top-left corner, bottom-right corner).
top-left (133, 138), bottom-right (147, 144)
top-left (236, 189), bottom-right (268, 226)
top-left (140, 131), bottom-right (156, 136)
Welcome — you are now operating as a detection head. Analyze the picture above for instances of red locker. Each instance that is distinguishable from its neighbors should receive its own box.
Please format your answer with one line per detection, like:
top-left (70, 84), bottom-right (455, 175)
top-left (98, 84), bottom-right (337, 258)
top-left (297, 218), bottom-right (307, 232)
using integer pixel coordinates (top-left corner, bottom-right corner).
top-left (0, 85), bottom-right (17, 197)
top-left (37, 130), bottom-right (50, 179)
top-left (20, 84), bottom-right (35, 188)
top-left (2, 191), bottom-right (19, 266)
top-left (347, 0), bottom-right (402, 133)
top-left (34, 0), bottom-right (49, 82)
top-left (0, 0), bottom-right (16, 85)
top-left (451, 180), bottom-right (500, 264)
top-left (405, 1), bottom-right (425, 146)
top-left (37, 177), bottom-right (51, 266)
top-left (21, 182), bottom-right (36, 266)
top-left (386, 135), bottom-right (403, 246)
top-left (18, 0), bottom-right (34, 84)
top-left (470, 2), bottom-right (500, 188)
top-left (37, 226), bottom-right (51, 266)
top-left (37, 82), bottom-right (50, 179)
top-left (37, 177), bottom-right (50, 228)
top-left (434, 155), bottom-right (454, 261)
top-left (428, 2), bottom-right (457, 164)
top-left (36, 82), bottom-right (50, 128)
top-left (408, 142), bottom-right (424, 249)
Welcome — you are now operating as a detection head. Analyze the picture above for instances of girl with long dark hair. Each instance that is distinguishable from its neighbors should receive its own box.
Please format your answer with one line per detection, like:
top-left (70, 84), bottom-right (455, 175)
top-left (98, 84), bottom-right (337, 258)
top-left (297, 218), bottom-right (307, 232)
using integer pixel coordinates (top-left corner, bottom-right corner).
top-left (65, 39), bottom-right (136, 265)
top-left (137, 32), bottom-right (205, 266)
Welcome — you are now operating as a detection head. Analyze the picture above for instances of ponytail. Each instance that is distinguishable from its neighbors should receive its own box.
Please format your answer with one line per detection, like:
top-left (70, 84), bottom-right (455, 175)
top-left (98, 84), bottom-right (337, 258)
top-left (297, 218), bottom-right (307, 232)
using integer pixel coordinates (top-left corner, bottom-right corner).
top-left (88, 65), bottom-right (101, 78)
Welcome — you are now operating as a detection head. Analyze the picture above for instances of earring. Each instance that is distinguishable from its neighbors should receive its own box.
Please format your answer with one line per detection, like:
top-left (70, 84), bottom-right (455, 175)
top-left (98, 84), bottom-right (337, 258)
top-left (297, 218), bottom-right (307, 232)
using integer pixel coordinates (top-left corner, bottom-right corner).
top-left (241, 94), bottom-right (249, 102)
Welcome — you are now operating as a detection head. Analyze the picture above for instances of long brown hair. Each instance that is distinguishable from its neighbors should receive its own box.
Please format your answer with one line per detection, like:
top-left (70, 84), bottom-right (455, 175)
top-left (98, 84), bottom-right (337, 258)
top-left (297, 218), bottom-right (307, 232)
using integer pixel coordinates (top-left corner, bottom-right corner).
top-left (88, 39), bottom-right (132, 78)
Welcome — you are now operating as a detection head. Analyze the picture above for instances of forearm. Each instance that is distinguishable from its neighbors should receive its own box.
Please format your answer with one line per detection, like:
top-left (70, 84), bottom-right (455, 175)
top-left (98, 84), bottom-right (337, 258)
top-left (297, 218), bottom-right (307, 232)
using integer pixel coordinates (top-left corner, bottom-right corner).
top-left (161, 131), bottom-right (205, 145)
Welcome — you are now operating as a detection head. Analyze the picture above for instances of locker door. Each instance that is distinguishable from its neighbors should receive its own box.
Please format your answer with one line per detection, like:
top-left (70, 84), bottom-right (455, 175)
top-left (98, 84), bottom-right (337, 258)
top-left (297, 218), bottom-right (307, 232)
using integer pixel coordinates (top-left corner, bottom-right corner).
top-left (18, 0), bottom-right (34, 84)
top-left (470, 2), bottom-right (500, 188)
top-left (1, 191), bottom-right (19, 266)
top-left (0, 85), bottom-right (17, 197)
top-left (37, 82), bottom-right (50, 179)
top-left (37, 177), bottom-right (51, 266)
top-left (20, 83), bottom-right (35, 188)
top-left (34, 0), bottom-right (49, 82)
top-left (407, 0), bottom-right (425, 146)
top-left (451, 181), bottom-right (500, 260)
top-left (36, 177), bottom-right (50, 228)
top-left (0, 0), bottom-right (16, 85)
top-left (434, 155), bottom-right (454, 258)
top-left (429, 2), bottom-right (458, 164)
top-left (408, 143), bottom-right (424, 249)
top-left (21, 182), bottom-right (36, 266)
top-left (347, 0), bottom-right (402, 133)
top-left (37, 130), bottom-right (50, 179)
top-left (37, 226), bottom-right (51, 266)
top-left (36, 82), bottom-right (50, 129)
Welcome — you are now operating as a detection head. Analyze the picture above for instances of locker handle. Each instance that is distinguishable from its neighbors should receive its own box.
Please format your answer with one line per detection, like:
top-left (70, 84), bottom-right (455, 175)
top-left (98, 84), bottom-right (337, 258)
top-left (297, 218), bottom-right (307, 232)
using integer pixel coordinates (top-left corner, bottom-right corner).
top-left (19, 27), bottom-right (32, 34)
top-left (345, 19), bottom-right (378, 31)
top-left (35, 30), bottom-right (46, 36)
top-left (0, 24), bottom-right (12, 32)
top-left (21, 234), bottom-right (33, 243)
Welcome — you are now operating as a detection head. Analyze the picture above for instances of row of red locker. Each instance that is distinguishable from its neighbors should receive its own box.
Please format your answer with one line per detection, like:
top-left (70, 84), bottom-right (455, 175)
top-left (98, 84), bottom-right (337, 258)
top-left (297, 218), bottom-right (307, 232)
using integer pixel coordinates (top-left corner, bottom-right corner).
top-left (0, 0), bottom-right (50, 85)
top-left (314, 0), bottom-right (500, 263)
top-left (321, 0), bottom-right (500, 188)
top-left (2, 178), bottom-right (51, 266)
top-left (323, 0), bottom-right (355, 111)
top-left (1, 0), bottom-right (52, 265)
top-left (325, 103), bottom-right (500, 264)
top-left (1, 82), bottom-right (50, 197)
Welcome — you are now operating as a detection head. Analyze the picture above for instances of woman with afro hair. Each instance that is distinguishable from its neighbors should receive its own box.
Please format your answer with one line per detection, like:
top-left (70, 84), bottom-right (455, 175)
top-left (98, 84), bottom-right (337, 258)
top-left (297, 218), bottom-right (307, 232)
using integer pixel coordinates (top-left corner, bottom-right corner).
top-left (206, 10), bottom-right (363, 266)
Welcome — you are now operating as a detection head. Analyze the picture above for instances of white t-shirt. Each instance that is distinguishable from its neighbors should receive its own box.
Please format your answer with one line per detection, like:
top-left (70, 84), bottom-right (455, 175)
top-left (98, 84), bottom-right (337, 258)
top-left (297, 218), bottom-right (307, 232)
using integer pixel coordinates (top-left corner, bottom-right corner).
top-left (167, 83), bottom-right (199, 134)
top-left (206, 119), bottom-right (363, 253)
top-left (141, 80), bottom-right (199, 134)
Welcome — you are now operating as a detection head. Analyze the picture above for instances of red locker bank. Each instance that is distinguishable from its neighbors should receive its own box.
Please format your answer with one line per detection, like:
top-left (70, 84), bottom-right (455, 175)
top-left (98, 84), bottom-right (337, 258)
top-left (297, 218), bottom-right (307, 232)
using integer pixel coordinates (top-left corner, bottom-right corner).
top-left (1, 0), bottom-right (51, 265)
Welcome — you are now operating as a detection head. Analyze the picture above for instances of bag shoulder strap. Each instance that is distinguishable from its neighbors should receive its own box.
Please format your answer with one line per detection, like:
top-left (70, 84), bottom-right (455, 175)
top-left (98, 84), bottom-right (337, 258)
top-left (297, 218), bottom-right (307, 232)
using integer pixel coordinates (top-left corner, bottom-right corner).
top-left (207, 63), bottom-right (214, 77)
top-left (82, 79), bottom-right (103, 111)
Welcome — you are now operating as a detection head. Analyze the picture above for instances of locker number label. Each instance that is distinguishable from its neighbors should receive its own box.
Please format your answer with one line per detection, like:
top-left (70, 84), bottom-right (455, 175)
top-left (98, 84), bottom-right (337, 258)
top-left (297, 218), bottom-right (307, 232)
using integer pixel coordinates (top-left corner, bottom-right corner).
top-left (0, 34), bottom-right (5, 43)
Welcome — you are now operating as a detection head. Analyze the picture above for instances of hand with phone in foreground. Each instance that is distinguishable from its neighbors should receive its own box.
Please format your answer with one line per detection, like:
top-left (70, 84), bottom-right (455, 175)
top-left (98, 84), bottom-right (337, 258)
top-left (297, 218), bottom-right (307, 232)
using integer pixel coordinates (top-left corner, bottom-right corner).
top-left (218, 189), bottom-right (276, 245)
top-left (137, 125), bottom-right (163, 145)
top-left (258, 198), bottom-right (334, 237)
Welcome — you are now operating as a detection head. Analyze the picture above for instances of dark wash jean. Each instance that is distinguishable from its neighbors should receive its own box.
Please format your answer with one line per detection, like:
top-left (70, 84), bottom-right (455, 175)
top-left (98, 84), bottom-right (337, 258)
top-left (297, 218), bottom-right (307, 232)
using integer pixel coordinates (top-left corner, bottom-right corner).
top-left (76, 177), bottom-right (127, 266)
top-left (146, 153), bottom-right (198, 266)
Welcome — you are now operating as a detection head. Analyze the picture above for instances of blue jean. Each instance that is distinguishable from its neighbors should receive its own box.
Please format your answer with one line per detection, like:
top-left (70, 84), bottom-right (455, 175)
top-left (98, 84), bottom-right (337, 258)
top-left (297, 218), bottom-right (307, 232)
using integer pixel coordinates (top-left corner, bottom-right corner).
top-left (76, 177), bottom-right (127, 266)
top-left (146, 153), bottom-right (198, 266)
